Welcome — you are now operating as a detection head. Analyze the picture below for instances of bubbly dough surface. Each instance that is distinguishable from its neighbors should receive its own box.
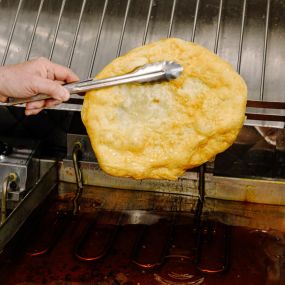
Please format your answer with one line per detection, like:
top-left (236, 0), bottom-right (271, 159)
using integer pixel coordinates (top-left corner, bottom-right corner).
top-left (81, 38), bottom-right (247, 180)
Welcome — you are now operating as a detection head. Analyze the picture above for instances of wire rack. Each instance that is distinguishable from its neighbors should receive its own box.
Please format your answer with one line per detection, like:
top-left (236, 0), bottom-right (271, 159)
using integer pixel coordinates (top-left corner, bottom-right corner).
top-left (0, 0), bottom-right (284, 127)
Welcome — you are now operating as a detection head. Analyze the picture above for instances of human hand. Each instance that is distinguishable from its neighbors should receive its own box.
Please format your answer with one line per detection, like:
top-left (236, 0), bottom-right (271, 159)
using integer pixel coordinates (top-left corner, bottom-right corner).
top-left (0, 57), bottom-right (79, 115)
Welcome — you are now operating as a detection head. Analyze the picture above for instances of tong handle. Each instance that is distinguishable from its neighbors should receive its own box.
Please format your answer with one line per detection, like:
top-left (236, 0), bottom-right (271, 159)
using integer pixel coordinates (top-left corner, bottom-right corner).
top-left (5, 81), bottom-right (89, 106)
top-left (6, 61), bottom-right (183, 106)
top-left (7, 94), bottom-right (51, 105)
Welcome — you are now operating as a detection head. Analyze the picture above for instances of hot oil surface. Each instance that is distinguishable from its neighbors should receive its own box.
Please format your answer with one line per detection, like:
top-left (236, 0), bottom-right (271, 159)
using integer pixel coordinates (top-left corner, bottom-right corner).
top-left (0, 207), bottom-right (284, 285)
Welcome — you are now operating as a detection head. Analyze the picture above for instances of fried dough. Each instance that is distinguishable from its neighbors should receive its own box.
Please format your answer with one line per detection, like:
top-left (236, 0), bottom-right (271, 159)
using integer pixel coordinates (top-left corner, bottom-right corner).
top-left (82, 38), bottom-right (247, 180)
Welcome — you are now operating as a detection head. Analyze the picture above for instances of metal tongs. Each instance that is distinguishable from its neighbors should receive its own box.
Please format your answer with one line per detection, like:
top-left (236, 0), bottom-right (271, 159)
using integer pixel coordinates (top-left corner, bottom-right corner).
top-left (6, 61), bottom-right (183, 106)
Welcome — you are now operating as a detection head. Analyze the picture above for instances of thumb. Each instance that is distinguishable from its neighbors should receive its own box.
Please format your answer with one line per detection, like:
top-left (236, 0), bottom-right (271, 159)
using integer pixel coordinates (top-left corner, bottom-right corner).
top-left (31, 77), bottom-right (70, 101)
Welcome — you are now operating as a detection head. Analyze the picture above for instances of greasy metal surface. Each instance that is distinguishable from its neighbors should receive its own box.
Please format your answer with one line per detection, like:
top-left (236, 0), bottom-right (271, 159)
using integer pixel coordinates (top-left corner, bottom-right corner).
top-left (59, 157), bottom-right (285, 205)
top-left (0, 137), bottom-right (39, 200)
top-left (1, 173), bottom-right (18, 224)
top-left (0, 161), bottom-right (56, 251)
top-left (57, 182), bottom-right (285, 233)
top-left (57, 182), bottom-right (197, 212)
top-left (67, 133), bottom-right (96, 161)
top-left (0, 0), bottom-right (285, 127)
top-left (59, 159), bottom-right (200, 196)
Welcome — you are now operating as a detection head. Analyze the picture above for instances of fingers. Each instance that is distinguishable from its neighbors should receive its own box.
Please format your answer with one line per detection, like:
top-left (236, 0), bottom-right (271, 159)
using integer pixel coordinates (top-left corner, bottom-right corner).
top-left (33, 57), bottom-right (79, 83)
top-left (2, 57), bottom-right (79, 116)
top-left (31, 77), bottom-right (70, 101)
top-left (26, 100), bottom-right (46, 110)
top-left (25, 100), bottom-right (46, 116)
top-left (26, 98), bottom-right (61, 110)
top-left (0, 94), bottom-right (7, 103)
top-left (51, 62), bottom-right (79, 83)
top-left (25, 108), bottom-right (43, 116)
top-left (44, 98), bottom-right (61, 108)
top-left (25, 98), bottom-right (62, 116)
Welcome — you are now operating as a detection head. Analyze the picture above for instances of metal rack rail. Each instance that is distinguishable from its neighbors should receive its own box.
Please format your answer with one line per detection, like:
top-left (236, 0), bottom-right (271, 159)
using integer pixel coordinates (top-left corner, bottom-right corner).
top-left (0, 0), bottom-right (284, 128)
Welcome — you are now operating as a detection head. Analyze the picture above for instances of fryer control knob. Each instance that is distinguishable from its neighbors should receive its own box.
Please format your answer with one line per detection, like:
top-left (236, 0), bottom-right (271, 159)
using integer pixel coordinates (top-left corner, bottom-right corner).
top-left (0, 141), bottom-right (12, 156)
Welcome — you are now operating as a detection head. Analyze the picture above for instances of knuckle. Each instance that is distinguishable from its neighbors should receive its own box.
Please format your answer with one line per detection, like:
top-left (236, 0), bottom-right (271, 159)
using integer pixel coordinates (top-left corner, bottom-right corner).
top-left (49, 83), bottom-right (61, 98)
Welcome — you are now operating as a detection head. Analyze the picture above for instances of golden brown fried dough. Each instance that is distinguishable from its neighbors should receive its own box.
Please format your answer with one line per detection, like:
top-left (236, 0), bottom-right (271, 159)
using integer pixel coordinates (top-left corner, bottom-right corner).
top-left (82, 38), bottom-right (247, 180)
